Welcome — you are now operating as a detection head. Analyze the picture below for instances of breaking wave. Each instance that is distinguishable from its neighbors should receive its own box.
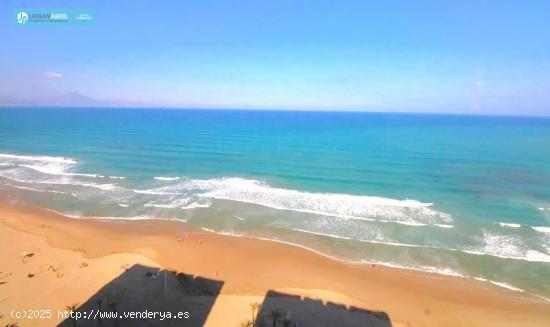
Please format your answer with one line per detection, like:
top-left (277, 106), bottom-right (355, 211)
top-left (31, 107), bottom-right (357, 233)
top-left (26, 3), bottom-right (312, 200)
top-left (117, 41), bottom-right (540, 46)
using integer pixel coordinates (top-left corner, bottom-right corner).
top-left (134, 177), bottom-right (453, 226)
top-left (2, 151), bottom-right (549, 297)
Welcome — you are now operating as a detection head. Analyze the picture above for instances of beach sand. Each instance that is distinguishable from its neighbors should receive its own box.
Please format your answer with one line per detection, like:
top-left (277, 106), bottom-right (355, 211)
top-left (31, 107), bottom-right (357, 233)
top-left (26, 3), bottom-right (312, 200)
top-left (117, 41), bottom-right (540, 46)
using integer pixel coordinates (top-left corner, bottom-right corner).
top-left (1, 200), bottom-right (549, 326)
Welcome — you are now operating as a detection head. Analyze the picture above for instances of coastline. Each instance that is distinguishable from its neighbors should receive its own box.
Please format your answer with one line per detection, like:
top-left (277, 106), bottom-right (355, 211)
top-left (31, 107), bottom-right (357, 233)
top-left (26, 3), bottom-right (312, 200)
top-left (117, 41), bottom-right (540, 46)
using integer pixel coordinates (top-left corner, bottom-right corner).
top-left (1, 201), bottom-right (549, 326)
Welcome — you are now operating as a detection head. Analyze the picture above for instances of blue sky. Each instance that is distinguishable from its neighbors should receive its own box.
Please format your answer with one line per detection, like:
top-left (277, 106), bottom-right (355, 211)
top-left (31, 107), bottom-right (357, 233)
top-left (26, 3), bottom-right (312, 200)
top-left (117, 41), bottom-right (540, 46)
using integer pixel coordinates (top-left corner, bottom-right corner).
top-left (1, 0), bottom-right (549, 115)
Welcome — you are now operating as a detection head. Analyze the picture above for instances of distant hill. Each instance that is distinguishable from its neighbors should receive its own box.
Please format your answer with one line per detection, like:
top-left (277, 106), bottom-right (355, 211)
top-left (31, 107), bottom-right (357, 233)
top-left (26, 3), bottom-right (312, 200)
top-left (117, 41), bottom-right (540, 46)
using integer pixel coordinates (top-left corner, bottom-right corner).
top-left (41, 92), bottom-right (105, 107)
top-left (0, 92), bottom-right (149, 108)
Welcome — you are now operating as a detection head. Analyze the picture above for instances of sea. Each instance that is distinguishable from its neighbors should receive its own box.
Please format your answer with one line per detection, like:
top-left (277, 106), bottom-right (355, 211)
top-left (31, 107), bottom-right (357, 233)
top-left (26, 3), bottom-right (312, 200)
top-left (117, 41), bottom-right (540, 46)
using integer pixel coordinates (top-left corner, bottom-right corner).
top-left (0, 107), bottom-right (549, 298)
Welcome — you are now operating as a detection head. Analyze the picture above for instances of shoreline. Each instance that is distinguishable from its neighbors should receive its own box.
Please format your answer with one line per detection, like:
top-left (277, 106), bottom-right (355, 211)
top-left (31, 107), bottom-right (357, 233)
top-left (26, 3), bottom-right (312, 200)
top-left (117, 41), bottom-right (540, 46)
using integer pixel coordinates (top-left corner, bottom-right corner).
top-left (37, 205), bottom-right (550, 298)
top-left (24, 203), bottom-right (547, 298)
top-left (1, 201), bottom-right (550, 326)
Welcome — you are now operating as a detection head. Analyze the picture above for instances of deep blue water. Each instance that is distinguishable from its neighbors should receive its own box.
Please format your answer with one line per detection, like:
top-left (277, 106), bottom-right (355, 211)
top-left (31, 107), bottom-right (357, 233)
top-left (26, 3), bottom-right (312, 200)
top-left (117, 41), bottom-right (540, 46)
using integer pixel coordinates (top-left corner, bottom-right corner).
top-left (0, 107), bottom-right (549, 297)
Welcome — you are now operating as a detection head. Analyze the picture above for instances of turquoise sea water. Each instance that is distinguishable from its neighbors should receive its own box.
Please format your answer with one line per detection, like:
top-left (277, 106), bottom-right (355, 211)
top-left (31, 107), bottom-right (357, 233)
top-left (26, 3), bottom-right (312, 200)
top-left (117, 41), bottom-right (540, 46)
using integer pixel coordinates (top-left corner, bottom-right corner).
top-left (0, 108), bottom-right (549, 298)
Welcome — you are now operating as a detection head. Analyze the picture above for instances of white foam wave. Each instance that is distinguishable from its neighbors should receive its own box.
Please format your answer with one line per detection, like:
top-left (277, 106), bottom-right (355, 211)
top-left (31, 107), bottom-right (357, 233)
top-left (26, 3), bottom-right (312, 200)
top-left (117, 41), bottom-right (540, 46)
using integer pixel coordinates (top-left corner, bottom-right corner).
top-left (181, 203), bottom-right (210, 210)
top-left (532, 226), bottom-right (550, 234)
top-left (466, 230), bottom-right (550, 263)
top-left (292, 228), bottom-right (434, 249)
top-left (382, 220), bottom-right (426, 226)
top-left (154, 176), bottom-right (180, 181)
top-left (118, 203), bottom-right (129, 208)
top-left (489, 281), bottom-right (525, 292)
top-left (244, 233), bottom-right (466, 278)
top-left (182, 177), bottom-right (453, 226)
top-left (20, 164), bottom-right (98, 177)
top-left (63, 212), bottom-right (185, 222)
top-left (78, 182), bottom-right (115, 190)
top-left (359, 259), bottom-right (466, 278)
top-left (133, 177), bottom-right (452, 226)
top-left (291, 228), bottom-right (352, 240)
top-left (9, 184), bottom-right (67, 194)
top-left (0, 153), bottom-right (75, 164)
top-left (291, 227), bottom-right (550, 263)
top-left (499, 222), bottom-right (521, 228)
top-left (473, 277), bottom-right (526, 292)
top-left (91, 216), bottom-right (185, 222)
top-left (144, 196), bottom-right (210, 209)
top-left (133, 189), bottom-right (182, 195)
top-left (144, 203), bottom-right (177, 209)
top-left (0, 152), bottom-right (117, 191)
top-left (0, 172), bottom-right (115, 191)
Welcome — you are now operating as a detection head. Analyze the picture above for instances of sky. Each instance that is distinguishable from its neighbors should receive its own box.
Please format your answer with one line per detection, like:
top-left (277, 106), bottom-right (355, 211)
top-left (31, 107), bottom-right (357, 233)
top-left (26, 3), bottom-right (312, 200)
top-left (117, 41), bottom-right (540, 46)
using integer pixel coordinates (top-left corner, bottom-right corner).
top-left (1, 0), bottom-right (549, 115)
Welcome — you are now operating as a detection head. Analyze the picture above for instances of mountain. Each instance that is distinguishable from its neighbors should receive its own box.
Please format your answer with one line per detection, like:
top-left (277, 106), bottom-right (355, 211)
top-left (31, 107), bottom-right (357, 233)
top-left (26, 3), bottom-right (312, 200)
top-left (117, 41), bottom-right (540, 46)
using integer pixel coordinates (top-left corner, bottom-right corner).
top-left (0, 92), bottom-right (149, 108)
top-left (41, 92), bottom-right (105, 107)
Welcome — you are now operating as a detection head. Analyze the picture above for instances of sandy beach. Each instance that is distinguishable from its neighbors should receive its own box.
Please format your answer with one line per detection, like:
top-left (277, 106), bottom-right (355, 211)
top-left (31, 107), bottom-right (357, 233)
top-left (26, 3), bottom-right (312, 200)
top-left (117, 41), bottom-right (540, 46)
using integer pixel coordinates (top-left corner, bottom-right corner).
top-left (3, 0), bottom-right (550, 325)
top-left (1, 198), bottom-right (549, 326)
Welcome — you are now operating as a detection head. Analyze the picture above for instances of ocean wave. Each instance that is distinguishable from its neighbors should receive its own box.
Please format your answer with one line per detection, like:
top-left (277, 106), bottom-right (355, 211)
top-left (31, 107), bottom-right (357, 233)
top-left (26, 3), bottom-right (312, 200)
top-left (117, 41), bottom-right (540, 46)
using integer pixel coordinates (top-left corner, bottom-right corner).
top-left (154, 176), bottom-right (180, 181)
top-left (132, 177), bottom-right (453, 226)
top-left (210, 229), bottom-right (464, 276)
top-left (473, 277), bottom-right (526, 292)
top-left (143, 196), bottom-right (210, 209)
top-left (532, 226), bottom-right (550, 234)
top-left (290, 228), bottom-right (435, 248)
top-left (434, 224), bottom-right (453, 228)
top-left (191, 177), bottom-right (453, 225)
top-left (8, 184), bottom-right (67, 194)
top-left (0, 153), bottom-right (77, 179)
top-left (360, 259), bottom-right (466, 278)
top-left (465, 230), bottom-right (550, 263)
top-left (291, 228), bottom-right (352, 240)
top-left (89, 216), bottom-right (186, 222)
top-left (379, 220), bottom-right (426, 226)
top-left (248, 233), bottom-right (467, 278)
top-left (19, 164), bottom-right (99, 177)
top-left (181, 202), bottom-right (211, 210)
top-left (499, 222), bottom-right (521, 228)
top-left (0, 172), bottom-right (116, 191)
top-left (0, 152), bottom-right (116, 191)
top-left (144, 203), bottom-right (178, 209)
top-left (133, 189), bottom-right (182, 195)
top-left (15, 163), bottom-right (125, 180)
top-left (0, 153), bottom-right (76, 164)
top-left (488, 281), bottom-right (525, 292)
top-left (62, 211), bottom-right (186, 222)
top-left (237, 231), bottom-right (533, 294)
top-left (290, 227), bottom-right (550, 263)
top-left (4, 151), bottom-right (549, 293)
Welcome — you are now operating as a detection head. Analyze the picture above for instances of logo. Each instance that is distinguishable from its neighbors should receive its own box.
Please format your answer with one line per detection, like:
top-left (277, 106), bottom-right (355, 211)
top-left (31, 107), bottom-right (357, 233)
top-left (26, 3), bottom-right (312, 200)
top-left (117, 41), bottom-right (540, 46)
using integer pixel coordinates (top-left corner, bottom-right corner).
top-left (17, 11), bottom-right (28, 24)
top-left (15, 9), bottom-right (94, 26)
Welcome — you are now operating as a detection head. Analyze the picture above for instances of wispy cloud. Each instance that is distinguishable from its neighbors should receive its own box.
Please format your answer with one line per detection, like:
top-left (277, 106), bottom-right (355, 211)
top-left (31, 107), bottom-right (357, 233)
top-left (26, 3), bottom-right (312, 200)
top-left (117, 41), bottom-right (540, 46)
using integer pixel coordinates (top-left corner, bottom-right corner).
top-left (44, 71), bottom-right (63, 79)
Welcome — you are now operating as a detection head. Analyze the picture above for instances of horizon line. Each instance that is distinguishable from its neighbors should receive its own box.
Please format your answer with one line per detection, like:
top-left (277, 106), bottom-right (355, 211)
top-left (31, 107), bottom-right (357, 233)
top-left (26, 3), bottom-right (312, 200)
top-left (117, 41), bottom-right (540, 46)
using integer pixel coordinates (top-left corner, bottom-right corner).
top-left (1, 105), bottom-right (549, 118)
